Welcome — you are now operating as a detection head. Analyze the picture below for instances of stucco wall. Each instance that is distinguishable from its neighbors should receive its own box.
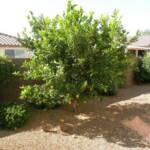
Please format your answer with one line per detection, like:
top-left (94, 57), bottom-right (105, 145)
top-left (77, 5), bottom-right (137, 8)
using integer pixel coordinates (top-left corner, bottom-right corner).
top-left (0, 48), bottom-right (5, 56)
top-left (124, 67), bottom-right (135, 87)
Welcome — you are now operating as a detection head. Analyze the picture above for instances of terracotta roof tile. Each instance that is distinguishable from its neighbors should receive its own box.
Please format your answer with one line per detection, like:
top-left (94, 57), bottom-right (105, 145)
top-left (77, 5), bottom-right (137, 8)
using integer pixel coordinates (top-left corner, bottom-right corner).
top-left (0, 33), bottom-right (21, 47)
top-left (130, 35), bottom-right (150, 47)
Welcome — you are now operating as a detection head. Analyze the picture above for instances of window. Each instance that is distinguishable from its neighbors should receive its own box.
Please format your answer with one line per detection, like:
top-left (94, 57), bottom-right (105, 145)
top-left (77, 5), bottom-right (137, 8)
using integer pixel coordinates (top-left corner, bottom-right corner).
top-left (15, 50), bottom-right (26, 58)
top-left (5, 49), bottom-right (28, 58)
top-left (5, 49), bottom-right (15, 58)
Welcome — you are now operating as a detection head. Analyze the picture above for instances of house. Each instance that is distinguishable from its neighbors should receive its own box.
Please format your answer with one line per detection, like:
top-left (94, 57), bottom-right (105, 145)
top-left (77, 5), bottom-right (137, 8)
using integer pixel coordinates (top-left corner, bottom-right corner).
top-left (0, 33), bottom-right (31, 59)
top-left (128, 35), bottom-right (150, 57)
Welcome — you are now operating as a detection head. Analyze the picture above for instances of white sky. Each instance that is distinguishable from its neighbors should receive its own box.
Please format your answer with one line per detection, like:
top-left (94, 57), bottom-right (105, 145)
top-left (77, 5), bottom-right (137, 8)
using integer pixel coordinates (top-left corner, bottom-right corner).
top-left (0, 0), bottom-right (150, 36)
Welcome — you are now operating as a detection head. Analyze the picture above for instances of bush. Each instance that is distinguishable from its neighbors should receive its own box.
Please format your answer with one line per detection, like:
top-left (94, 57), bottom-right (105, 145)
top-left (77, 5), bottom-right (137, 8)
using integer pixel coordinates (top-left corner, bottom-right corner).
top-left (0, 103), bottom-right (29, 129)
top-left (20, 85), bottom-right (61, 109)
top-left (134, 54), bottom-right (150, 83)
top-left (19, 1), bottom-right (129, 107)
top-left (0, 57), bottom-right (15, 89)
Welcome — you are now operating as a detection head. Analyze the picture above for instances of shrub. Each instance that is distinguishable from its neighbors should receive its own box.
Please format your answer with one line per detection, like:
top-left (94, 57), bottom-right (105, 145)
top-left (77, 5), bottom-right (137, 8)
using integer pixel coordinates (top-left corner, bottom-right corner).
top-left (0, 57), bottom-right (15, 90)
top-left (0, 103), bottom-right (29, 129)
top-left (19, 1), bottom-right (129, 107)
top-left (20, 85), bottom-right (61, 109)
top-left (134, 54), bottom-right (150, 83)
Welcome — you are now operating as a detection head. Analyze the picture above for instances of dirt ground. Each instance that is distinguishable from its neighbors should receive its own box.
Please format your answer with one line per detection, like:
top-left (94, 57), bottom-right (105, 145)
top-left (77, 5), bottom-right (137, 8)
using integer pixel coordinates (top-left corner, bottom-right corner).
top-left (0, 84), bottom-right (150, 150)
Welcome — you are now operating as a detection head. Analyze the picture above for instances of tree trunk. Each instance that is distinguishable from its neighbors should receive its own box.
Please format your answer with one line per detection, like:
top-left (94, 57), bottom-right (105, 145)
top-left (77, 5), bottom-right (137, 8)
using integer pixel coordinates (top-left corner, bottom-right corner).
top-left (70, 99), bottom-right (77, 112)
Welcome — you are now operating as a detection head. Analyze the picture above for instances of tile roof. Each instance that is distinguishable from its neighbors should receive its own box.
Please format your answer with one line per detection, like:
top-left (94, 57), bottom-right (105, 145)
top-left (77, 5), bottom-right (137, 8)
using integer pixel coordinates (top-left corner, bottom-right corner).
top-left (130, 35), bottom-right (150, 47)
top-left (0, 33), bottom-right (21, 47)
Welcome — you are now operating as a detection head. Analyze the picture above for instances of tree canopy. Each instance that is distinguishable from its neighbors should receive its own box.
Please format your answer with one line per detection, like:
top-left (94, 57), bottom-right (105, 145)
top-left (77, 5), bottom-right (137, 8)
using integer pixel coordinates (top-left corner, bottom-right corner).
top-left (19, 0), bottom-right (129, 108)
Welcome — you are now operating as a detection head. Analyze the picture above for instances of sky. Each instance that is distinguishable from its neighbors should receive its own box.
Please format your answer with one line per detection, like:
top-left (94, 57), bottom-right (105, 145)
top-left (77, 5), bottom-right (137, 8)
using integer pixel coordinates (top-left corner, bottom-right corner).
top-left (0, 0), bottom-right (150, 36)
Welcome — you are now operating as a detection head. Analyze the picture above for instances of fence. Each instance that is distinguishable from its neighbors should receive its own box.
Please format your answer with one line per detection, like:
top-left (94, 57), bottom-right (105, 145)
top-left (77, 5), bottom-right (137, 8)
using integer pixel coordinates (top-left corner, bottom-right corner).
top-left (0, 59), bottom-right (28, 101)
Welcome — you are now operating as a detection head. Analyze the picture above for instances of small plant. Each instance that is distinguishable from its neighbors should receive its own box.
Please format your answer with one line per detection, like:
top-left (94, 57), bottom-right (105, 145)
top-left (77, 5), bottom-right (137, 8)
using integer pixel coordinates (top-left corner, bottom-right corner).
top-left (0, 103), bottom-right (29, 129)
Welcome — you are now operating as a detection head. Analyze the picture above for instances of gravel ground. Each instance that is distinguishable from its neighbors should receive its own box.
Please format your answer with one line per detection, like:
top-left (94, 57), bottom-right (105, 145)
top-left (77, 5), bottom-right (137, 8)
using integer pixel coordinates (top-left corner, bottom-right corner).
top-left (0, 84), bottom-right (150, 150)
top-left (0, 131), bottom-right (149, 150)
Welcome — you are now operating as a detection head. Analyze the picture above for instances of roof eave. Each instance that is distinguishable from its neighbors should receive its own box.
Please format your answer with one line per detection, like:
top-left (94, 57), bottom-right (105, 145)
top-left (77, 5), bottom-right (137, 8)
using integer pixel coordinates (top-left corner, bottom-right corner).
top-left (128, 45), bottom-right (150, 51)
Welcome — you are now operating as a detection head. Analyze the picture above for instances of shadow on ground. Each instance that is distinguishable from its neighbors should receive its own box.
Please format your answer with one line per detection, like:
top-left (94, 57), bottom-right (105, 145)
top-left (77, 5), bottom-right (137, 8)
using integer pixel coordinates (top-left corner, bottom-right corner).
top-left (0, 84), bottom-right (150, 148)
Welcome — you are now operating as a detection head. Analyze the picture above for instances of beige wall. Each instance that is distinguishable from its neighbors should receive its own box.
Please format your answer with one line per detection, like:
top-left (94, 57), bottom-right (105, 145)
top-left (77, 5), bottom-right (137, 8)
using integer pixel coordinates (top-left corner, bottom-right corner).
top-left (0, 48), bottom-right (5, 56)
